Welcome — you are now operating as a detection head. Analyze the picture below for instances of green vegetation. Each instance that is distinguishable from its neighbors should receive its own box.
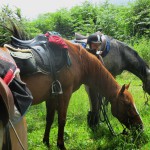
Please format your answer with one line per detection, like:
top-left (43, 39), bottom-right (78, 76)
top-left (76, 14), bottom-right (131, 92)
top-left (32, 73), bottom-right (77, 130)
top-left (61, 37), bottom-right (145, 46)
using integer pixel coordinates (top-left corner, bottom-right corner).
top-left (0, 0), bottom-right (149, 64)
top-left (26, 72), bottom-right (150, 150)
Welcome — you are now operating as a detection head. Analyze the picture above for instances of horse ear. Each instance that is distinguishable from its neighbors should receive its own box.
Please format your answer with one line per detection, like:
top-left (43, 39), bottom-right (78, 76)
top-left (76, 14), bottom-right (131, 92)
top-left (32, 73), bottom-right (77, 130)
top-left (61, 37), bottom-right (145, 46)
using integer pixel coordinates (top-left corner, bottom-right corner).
top-left (119, 84), bottom-right (126, 95)
top-left (125, 82), bottom-right (131, 90)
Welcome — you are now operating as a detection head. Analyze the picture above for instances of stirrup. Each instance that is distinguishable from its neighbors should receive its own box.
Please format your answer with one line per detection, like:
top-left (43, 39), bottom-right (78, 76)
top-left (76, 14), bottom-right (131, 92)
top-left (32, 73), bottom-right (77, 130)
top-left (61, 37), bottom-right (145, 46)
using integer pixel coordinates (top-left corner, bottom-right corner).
top-left (52, 80), bottom-right (63, 95)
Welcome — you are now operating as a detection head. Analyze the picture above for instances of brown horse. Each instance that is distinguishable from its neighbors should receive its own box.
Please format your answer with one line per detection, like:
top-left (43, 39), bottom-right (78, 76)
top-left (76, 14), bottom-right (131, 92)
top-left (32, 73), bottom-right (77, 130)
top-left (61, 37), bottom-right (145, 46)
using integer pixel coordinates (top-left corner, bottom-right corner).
top-left (0, 37), bottom-right (143, 149)
top-left (0, 48), bottom-right (27, 150)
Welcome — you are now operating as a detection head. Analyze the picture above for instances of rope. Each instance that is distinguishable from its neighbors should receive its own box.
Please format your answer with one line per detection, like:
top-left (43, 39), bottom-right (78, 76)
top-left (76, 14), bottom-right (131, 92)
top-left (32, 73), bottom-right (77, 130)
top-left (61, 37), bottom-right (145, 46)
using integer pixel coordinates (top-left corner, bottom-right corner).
top-left (9, 120), bottom-right (25, 150)
top-left (98, 95), bottom-right (127, 136)
top-left (99, 96), bottom-right (116, 135)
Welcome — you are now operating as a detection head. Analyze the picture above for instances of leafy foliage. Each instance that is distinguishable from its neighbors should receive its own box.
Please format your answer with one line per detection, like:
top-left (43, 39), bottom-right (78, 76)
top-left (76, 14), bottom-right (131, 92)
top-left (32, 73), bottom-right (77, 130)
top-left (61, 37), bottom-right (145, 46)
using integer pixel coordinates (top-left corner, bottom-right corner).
top-left (0, 5), bottom-right (30, 45)
top-left (129, 0), bottom-right (150, 37)
top-left (0, 0), bottom-right (149, 61)
top-left (0, 5), bottom-right (41, 45)
top-left (70, 1), bottom-right (98, 36)
top-left (133, 37), bottom-right (150, 64)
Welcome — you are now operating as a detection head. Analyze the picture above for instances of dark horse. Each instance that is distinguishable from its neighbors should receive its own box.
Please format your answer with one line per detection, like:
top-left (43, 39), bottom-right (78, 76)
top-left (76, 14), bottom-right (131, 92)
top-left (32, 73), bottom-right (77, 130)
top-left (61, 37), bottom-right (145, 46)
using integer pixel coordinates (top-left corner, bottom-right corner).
top-left (0, 48), bottom-right (27, 149)
top-left (86, 35), bottom-right (150, 127)
top-left (74, 32), bottom-right (150, 127)
top-left (1, 34), bottom-right (143, 149)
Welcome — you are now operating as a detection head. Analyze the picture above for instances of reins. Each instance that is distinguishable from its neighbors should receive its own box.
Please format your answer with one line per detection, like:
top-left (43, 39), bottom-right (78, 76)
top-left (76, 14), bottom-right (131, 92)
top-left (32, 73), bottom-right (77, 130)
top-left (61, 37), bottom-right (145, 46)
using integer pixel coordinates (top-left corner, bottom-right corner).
top-left (98, 95), bottom-right (127, 136)
top-left (99, 97), bottom-right (116, 135)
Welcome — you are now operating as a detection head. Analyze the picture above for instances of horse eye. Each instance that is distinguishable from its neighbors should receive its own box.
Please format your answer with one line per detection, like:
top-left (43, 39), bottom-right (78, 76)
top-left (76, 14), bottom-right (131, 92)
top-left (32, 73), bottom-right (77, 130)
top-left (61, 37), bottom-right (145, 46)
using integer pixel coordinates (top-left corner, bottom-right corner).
top-left (126, 102), bottom-right (132, 109)
top-left (127, 104), bottom-right (134, 115)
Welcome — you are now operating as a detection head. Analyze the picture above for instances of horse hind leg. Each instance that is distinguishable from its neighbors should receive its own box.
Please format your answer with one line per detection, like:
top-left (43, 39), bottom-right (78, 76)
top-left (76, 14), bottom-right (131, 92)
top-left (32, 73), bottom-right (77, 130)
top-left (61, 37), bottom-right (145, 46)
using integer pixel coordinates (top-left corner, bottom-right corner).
top-left (43, 97), bottom-right (56, 147)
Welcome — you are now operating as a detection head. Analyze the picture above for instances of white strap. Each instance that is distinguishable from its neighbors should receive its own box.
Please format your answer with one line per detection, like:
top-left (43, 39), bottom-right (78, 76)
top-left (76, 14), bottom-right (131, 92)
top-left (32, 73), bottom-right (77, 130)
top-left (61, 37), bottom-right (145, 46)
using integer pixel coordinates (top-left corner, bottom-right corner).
top-left (97, 35), bottom-right (101, 42)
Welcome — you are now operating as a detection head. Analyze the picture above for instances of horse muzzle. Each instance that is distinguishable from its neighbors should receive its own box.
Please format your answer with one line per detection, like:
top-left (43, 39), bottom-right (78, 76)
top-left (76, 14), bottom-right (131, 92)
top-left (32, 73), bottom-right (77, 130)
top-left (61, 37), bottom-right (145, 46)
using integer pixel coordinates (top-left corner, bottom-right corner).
top-left (127, 116), bottom-right (144, 132)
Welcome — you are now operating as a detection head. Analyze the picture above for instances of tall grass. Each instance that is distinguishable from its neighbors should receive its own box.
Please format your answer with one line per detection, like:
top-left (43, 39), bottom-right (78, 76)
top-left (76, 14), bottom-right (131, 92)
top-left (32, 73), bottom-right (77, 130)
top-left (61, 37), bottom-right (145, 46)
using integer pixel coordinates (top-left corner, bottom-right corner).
top-left (26, 72), bottom-right (150, 150)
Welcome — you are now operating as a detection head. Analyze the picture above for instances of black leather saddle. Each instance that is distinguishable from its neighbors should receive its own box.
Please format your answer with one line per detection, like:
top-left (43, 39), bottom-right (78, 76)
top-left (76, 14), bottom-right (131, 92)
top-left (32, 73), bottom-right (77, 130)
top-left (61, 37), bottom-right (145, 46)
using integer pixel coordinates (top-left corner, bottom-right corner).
top-left (11, 34), bottom-right (68, 75)
top-left (11, 35), bottom-right (47, 48)
top-left (10, 33), bottom-right (71, 95)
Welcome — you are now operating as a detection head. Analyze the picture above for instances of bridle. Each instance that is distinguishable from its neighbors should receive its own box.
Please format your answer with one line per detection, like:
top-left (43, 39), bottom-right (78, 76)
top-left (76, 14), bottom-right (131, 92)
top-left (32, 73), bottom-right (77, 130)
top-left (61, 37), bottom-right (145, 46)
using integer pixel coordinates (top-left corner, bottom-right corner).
top-left (99, 94), bottom-right (141, 136)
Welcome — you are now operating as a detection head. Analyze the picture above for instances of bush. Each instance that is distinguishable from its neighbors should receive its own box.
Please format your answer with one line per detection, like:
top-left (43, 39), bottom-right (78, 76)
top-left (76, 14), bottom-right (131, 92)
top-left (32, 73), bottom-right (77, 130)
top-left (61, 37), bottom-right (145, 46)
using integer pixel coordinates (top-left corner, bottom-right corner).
top-left (133, 37), bottom-right (150, 65)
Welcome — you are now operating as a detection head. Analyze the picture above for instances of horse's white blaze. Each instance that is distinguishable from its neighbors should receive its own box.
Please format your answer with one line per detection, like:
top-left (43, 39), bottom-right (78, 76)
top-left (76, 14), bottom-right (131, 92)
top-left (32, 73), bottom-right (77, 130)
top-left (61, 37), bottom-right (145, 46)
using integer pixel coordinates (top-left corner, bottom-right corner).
top-left (134, 103), bottom-right (139, 115)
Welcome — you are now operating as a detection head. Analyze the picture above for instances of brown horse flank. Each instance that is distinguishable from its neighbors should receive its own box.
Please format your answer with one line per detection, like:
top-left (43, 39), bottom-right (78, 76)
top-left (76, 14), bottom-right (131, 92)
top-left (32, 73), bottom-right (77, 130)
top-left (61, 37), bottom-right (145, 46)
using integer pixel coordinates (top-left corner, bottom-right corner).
top-left (1, 37), bottom-right (143, 149)
top-left (0, 48), bottom-right (27, 149)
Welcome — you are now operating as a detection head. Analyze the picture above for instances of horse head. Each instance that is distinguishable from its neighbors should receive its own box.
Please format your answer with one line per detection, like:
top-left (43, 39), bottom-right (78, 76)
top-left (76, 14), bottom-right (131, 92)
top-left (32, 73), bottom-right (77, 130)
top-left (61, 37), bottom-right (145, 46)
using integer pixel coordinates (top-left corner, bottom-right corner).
top-left (143, 67), bottom-right (150, 95)
top-left (111, 84), bottom-right (143, 131)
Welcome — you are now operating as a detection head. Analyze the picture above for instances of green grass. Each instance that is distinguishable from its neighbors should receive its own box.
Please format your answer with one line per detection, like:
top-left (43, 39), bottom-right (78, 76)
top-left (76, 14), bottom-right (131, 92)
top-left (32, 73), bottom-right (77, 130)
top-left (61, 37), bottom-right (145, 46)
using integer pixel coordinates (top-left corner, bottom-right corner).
top-left (26, 71), bottom-right (150, 150)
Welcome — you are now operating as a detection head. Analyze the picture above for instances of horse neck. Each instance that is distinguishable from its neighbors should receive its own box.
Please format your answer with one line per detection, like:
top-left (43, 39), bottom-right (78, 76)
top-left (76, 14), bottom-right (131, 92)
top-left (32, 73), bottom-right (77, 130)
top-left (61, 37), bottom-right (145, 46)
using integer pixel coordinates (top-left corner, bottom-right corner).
top-left (122, 44), bottom-right (149, 82)
top-left (81, 47), bottom-right (120, 101)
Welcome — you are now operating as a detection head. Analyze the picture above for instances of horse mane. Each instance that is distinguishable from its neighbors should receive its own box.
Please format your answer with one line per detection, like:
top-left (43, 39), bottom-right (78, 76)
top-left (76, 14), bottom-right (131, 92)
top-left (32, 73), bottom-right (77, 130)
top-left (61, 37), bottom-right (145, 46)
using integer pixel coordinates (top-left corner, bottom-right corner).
top-left (124, 43), bottom-right (149, 77)
top-left (65, 40), bottom-right (120, 99)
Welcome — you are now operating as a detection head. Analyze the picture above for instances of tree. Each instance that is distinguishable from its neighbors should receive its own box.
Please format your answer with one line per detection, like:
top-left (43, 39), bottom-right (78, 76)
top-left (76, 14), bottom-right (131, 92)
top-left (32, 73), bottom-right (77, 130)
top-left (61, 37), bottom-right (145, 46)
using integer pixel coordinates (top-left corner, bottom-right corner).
top-left (129, 0), bottom-right (150, 37)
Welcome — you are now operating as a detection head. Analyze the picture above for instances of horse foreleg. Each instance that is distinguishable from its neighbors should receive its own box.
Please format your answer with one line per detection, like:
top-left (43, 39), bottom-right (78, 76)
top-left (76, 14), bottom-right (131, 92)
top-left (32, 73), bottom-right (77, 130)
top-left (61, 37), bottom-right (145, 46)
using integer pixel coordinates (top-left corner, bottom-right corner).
top-left (43, 98), bottom-right (56, 147)
top-left (85, 86), bottom-right (101, 128)
top-left (57, 91), bottom-right (71, 150)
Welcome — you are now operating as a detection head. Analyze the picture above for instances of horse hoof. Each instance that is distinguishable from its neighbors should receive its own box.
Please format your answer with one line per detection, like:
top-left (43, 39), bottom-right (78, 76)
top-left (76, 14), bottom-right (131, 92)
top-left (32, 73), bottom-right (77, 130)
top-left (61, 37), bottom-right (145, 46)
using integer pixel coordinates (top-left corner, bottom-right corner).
top-left (57, 143), bottom-right (66, 150)
top-left (43, 138), bottom-right (50, 148)
top-left (87, 111), bottom-right (99, 128)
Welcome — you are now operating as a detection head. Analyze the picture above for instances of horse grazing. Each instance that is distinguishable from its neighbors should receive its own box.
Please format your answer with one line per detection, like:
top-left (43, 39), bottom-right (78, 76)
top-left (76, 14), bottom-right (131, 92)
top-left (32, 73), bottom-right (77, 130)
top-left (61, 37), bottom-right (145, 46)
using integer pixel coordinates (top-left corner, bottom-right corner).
top-left (87, 35), bottom-right (150, 127)
top-left (74, 32), bottom-right (150, 127)
top-left (1, 35), bottom-right (143, 149)
top-left (0, 48), bottom-right (27, 149)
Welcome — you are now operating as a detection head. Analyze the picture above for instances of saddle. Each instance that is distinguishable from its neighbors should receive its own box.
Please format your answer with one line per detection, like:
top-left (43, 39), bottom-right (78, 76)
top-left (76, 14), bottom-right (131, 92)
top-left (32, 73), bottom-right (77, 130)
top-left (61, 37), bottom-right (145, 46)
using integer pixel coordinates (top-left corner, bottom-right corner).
top-left (7, 32), bottom-right (71, 94)
top-left (73, 33), bottom-right (87, 48)
top-left (75, 33), bottom-right (87, 40)
top-left (11, 34), bottom-right (53, 74)
top-left (10, 33), bottom-right (71, 75)
top-left (74, 32), bottom-right (110, 57)
top-left (11, 35), bottom-right (47, 48)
